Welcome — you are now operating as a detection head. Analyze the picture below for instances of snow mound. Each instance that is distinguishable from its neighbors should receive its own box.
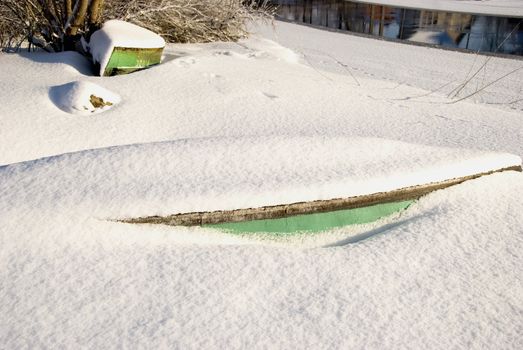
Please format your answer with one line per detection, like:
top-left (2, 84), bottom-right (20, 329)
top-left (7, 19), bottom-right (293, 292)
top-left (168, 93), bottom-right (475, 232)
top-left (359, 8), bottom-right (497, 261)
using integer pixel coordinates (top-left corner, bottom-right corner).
top-left (49, 81), bottom-right (121, 115)
top-left (89, 20), bottom-right (166, 76)
top-left (0, 136), bottom-right (519, 221)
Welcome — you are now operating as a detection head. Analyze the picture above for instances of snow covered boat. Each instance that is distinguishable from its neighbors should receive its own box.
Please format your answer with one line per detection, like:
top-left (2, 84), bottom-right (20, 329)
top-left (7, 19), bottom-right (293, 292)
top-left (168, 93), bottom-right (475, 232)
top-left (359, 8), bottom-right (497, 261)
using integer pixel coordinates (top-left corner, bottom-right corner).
top-left (124, 164), bottom-right (521, 234)
top-left (118, 137), bottom-right (522, 234)
top-left (89, 20), bottom-right (165, 76)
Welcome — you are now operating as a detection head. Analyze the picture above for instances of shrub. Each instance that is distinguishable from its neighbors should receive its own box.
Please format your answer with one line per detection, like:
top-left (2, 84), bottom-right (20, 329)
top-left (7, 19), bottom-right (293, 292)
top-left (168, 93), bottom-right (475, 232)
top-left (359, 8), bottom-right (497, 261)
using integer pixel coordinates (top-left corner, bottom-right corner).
top-left (0, 0), bottom-right (275, 52)
top-left (106, 0), bottom-right (275, 43)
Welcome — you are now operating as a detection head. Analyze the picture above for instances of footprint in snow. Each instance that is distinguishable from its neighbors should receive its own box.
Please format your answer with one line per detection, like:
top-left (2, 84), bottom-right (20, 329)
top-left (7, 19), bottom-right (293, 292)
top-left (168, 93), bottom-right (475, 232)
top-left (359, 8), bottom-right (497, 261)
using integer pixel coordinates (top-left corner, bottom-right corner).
top-left (262, 92), bottom-right (279, 100)
top-left (175, 57), bottom-right (197, 67)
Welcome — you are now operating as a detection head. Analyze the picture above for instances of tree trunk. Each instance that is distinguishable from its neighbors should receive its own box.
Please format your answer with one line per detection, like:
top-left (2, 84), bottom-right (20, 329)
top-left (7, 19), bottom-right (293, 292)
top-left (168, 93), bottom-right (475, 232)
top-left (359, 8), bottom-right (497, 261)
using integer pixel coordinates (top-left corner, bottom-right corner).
top-left (87, 0), bottom-right (105, 39)
top-left (67, 0), bottom-right (89, 36)
top-left (65, 0), bottom-right (73, 19)
top-left (89, 0), bottom-right (104, 26)
top-left (64, 0), bottom-right (90, 51)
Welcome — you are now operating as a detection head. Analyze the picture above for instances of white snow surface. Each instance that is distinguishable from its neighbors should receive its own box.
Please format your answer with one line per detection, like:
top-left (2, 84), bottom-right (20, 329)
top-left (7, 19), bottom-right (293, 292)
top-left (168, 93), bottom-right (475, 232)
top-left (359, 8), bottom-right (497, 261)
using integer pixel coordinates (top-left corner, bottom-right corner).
top-left (353, 0), bottom-right (523, 16)
top-left (1, 136), bottom-right (519, 219)
top-left (89, 20), bottom-right (165, 76)
top-left (1, 21), bottom-right (523, 349)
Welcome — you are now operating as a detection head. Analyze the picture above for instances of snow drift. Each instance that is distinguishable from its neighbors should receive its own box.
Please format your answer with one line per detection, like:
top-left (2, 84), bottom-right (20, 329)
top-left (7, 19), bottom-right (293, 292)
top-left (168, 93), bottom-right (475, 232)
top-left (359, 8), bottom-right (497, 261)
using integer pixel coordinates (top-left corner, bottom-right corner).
top-left (49, 81), bottom-right (121, 115)
top-left (0, 136), bottom-right (520, 221)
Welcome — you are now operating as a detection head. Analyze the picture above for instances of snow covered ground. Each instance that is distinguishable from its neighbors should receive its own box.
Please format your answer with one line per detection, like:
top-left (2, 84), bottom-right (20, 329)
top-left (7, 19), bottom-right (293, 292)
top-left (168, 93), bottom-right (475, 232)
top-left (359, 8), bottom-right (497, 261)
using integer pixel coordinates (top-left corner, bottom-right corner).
top-left (1, 19), bottom-right (523, 348)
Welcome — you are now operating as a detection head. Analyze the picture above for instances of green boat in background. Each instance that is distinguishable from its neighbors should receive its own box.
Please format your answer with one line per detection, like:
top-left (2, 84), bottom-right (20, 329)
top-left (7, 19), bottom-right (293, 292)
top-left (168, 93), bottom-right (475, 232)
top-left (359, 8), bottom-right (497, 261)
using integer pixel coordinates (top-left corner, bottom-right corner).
top-left (89, 20), bottom-right (166, 76)
top-left (102, 46), bottom-right (163, 76)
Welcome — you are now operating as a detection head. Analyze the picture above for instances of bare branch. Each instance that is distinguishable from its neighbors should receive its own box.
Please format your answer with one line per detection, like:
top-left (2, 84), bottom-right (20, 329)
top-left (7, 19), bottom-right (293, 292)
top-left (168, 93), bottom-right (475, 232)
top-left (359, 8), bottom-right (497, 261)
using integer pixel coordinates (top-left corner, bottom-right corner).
top-left (448, 66), bottom-right (523, 104)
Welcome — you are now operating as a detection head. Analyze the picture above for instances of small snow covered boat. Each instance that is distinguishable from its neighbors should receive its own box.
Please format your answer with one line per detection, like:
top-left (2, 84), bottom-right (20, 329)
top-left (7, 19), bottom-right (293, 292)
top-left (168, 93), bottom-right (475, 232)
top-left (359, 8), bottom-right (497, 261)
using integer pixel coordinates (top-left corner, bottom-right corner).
top-left (89, 20), bottom-right (165, 76)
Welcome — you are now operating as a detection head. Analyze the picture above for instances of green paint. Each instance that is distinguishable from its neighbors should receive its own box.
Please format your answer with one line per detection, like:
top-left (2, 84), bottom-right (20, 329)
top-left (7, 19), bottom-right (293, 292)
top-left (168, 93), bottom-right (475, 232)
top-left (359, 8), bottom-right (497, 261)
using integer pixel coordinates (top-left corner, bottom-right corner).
top-left (205, 200), bottom-right (413, 235)
top-left (103, 47), bottom-right (163, 76)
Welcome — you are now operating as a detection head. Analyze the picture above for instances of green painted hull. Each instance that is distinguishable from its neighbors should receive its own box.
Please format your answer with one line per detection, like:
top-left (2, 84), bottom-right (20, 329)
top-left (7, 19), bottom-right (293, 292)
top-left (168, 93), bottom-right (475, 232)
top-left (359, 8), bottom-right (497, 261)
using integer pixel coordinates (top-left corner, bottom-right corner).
top-left (102, 46), bottom-right (163, 76)
top-left (204, 200), bottom-right (413, 234)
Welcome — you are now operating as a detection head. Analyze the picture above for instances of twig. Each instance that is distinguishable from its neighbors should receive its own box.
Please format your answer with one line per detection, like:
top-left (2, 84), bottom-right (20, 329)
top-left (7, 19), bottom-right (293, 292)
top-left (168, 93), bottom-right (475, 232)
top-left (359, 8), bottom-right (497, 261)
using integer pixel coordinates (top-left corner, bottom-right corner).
top-left (448, 66), bottom-right (523, 104)
top-left (449, 20), bottom-right (521, 99)
top-left (390, 79), bottom-right (456, 101)
top-left (298, 46), bottom-right (361, 86)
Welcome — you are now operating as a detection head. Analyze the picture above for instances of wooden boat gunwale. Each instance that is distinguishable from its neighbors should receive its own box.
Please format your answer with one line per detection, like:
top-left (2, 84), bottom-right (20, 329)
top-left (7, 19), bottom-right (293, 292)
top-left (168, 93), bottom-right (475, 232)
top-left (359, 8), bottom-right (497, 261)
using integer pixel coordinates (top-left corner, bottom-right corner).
top-left (121, 165), bottom-right (522, 227)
